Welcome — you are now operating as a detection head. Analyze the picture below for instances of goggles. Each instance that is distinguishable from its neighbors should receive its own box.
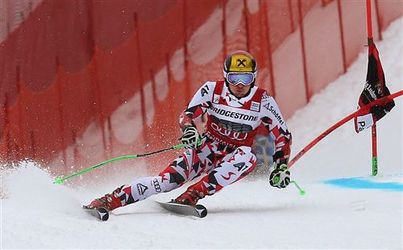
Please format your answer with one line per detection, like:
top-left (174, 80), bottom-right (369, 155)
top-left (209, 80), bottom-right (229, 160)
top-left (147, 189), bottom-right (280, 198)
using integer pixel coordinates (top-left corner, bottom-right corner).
top-left (225, 72), bottom-right (256, 86)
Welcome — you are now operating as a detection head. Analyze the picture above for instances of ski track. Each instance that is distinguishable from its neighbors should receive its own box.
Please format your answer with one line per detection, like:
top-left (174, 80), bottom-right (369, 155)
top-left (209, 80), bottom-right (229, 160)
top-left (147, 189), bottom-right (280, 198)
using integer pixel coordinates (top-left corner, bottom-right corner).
top-left (1, 18), bottom-right (402, 250)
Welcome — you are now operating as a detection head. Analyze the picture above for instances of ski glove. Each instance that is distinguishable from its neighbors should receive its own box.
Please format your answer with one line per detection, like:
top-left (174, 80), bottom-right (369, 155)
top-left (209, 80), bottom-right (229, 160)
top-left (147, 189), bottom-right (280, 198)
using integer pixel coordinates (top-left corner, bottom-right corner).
top-left (269, 163), bottom-right (290, 189)
top-left (181, 126), bottom-right (200, 149)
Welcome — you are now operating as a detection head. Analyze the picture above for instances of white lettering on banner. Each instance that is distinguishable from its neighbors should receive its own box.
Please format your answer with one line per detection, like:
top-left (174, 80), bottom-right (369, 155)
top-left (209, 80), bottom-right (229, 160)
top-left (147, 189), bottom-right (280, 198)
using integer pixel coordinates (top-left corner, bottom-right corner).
top-left (211, 122), bottom-right (248, 141)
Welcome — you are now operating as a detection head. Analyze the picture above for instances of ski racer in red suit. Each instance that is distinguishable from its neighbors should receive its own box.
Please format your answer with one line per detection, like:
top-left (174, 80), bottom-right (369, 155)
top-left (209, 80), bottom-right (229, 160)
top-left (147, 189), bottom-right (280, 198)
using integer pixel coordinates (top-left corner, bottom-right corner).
top-left (86, 50), bottom-right (292, 210)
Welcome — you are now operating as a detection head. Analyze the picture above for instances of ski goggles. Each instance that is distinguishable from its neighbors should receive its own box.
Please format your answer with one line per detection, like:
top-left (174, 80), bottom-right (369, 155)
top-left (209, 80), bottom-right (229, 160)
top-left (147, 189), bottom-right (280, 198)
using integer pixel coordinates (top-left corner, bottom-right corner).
top-left (225, 72), bottom-right (256, 86)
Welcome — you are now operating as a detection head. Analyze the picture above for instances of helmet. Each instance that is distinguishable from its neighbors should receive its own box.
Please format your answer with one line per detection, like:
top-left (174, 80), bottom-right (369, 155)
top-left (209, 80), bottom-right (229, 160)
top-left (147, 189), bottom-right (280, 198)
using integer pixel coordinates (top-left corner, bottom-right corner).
top-left (223, 50), bottom-right (257, 86)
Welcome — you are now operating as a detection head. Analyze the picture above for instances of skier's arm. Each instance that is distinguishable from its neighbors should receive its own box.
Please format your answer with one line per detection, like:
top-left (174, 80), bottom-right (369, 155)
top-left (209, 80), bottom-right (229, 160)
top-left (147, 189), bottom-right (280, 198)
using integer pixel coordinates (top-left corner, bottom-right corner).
top-left (261, 94), bottom-right (292, 189)
top-left (179, 81), bottom-right (215, 130)
top-left (261, 94), bottom-right (292, 165)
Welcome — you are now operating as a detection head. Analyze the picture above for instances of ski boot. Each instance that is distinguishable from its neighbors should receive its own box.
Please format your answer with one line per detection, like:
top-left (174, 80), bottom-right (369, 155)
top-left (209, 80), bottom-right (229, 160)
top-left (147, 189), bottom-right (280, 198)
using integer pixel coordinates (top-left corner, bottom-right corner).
top-left (84, 187), bottom-right (124, 211)
top-left (174, 188), bottom-right (206, 206)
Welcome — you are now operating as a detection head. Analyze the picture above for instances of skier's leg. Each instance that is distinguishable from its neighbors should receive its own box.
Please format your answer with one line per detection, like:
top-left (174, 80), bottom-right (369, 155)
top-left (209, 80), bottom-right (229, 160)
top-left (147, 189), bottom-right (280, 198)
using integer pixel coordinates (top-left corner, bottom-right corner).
top-left (175, 146), bottom-right (257, 205)
top-left (86, 142), bottom-right (214, 210)
top-left (123, 151), bottom-right (200, 204)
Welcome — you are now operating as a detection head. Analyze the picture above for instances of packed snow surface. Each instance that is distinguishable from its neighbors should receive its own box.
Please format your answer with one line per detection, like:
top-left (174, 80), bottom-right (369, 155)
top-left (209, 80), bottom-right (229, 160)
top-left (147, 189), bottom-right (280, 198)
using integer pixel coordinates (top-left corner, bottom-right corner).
top-left (1, 18), bottom-right (402, 250)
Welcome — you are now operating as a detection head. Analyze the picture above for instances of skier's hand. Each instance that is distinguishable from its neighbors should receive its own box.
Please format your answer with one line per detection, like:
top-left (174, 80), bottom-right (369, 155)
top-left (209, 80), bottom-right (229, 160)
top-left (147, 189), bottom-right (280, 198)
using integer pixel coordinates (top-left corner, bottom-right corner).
top-left (181, 126), bottom-right (200, 149)
top-left (269, 163), bottom-right (290, 189)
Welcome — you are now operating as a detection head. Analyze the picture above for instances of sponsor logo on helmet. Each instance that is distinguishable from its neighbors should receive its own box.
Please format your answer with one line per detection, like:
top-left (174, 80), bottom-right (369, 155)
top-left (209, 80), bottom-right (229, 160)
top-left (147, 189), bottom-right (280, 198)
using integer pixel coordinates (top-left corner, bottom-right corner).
top-left (237, 58), bottom-right (247, 67)
top-left (230, 54), bottom-right (254, 72)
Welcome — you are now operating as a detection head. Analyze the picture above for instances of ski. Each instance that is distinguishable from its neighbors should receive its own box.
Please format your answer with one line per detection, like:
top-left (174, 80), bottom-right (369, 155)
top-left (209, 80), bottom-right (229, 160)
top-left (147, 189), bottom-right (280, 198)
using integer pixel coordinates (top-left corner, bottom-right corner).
top-left (83, 205), bottom-right (109, 221)
top-left (156, 201), bottom-right (208, 218)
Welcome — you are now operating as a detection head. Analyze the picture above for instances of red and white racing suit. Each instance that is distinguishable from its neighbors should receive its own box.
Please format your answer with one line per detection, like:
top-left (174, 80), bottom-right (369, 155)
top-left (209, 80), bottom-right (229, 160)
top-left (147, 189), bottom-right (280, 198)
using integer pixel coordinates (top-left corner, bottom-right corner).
top-left (113, 81), bottom-right (292, 206)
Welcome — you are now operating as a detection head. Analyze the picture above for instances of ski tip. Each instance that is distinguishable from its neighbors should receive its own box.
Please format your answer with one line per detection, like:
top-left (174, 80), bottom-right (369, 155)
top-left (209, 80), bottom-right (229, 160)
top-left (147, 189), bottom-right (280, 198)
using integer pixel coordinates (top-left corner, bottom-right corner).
top-left (83, 205), bottom-right (110, 221)
top-left (195, 204), bottom-right (208, 218)
top-left (97, 207), bottom-right (110, 221)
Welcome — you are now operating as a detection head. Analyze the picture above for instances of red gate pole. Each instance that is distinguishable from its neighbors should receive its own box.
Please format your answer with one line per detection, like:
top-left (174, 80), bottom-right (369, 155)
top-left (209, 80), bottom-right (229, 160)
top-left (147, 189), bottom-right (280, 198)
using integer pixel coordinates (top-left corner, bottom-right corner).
top-left (222, 0), bottom-right (227, 63)
top-left (297, 0), bottom-right (310, 102)
top-left (366, 0), bottom-right (378, 176)
top-left (261, 0), bottom-right (276, 97)
top-left (374, 0), bottom-right (383, 41)
top-left (289, 90), bottom-right (403, 168)
top-left (133, 12), bottom-right (148, 144)
top-left (243, 0), bottom-right (250, 52)
top-left (182, 0), bottom-right (191, 102)
top-left (336, 0), bottom-right (347, 73)
top-left (55, 57), bottom-right (67, 168)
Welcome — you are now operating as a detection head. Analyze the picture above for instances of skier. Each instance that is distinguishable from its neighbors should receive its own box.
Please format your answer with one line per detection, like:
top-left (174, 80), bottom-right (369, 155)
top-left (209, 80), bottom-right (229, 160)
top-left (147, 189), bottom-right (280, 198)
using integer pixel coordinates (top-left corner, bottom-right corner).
top-left (85, 50), bottom-right (292, 211)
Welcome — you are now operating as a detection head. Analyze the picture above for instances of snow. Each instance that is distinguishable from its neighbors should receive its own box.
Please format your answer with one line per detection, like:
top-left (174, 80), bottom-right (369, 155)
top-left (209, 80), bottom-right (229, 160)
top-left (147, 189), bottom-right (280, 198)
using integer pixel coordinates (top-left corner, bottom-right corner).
top-left (1, 18), bottom-right (402, 250)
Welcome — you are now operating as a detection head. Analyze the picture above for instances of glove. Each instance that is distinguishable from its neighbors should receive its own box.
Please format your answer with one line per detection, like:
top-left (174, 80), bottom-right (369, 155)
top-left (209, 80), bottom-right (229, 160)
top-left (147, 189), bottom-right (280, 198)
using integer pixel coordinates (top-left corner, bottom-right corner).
top-left (269, 163), bottom-right (290, 189)
top-left (181, 126), bottom-right (200, 149)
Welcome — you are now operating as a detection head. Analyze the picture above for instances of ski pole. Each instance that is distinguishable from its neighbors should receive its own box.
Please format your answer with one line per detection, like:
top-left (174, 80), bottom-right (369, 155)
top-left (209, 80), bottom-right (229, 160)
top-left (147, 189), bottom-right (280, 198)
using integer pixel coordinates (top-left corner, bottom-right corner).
top-left (291, 181), bottom-right (306, 196)
top-left (53, 144), bottom-right (185, 184)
